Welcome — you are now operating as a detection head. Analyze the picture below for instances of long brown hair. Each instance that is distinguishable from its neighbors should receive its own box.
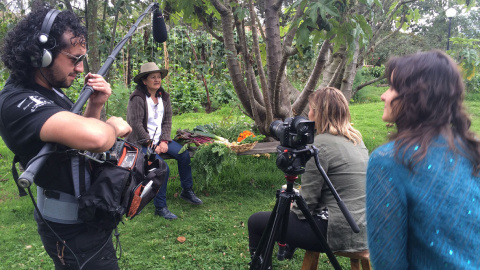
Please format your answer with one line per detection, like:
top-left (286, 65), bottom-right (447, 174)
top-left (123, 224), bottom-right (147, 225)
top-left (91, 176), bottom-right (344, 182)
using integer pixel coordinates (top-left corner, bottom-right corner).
top-left (309, 87), bottom-right (362, 145)
top-left (385, 50), bottom-right (480, 174)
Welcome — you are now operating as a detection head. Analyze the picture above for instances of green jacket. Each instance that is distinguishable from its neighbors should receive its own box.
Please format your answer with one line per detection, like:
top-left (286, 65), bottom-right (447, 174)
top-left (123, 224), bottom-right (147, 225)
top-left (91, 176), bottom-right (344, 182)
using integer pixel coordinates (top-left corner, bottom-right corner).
top-left (291, 133), bottom-right (369, 252)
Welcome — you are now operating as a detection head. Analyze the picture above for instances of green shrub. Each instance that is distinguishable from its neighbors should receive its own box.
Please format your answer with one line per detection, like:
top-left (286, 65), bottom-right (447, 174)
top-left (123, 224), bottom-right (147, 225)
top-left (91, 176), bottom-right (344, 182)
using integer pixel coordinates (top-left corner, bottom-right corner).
top-left (106, 81), bottom-right (131, 118)
top-left (190, 142), bottom-right (238, 189)
top-left (168, 67), bottom-right (204, 114)
top-left (360, 65), bottom-right (385, 78)
top-left (466, 74), bottom-right (480, 94)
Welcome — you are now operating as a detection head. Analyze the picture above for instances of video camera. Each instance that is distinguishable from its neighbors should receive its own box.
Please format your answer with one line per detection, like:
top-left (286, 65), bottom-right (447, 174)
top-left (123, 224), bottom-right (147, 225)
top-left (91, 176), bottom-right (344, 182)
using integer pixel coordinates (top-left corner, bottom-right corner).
top-left (269, 116), bottom-right (316, 176)
top-left (270, 116), bottom-right (315, 149)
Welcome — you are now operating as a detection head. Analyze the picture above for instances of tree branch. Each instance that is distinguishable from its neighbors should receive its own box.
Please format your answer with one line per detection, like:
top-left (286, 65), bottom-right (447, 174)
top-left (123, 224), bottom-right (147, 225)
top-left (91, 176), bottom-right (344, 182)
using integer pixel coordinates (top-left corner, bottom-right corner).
top-left (272, 0), bottom-right (284, 11)
top-left (291, 39), bottom-right (331, 115)
top-left (249, 0), bottom-right (271, 132)
top-left (283, 2), bottom-right (305, 47)
top-left (272, 46), bottom-right (298, 116)
top-left (210, 0), bottom-right (254, 115)
top-left (210, 0), bottom-right (229, 15)
top-left (327, 57), bottom-right (346, 87)
top-left (255, 13), bottom-right (266, 41)
top-left (353, 76), bottom-right (385, 96)
top-left (371, 0), bottom-right (414, 43)
top-left (195, 12), bottom-right (224, 43)
top-left (374, 11), bottom-right (406, 47)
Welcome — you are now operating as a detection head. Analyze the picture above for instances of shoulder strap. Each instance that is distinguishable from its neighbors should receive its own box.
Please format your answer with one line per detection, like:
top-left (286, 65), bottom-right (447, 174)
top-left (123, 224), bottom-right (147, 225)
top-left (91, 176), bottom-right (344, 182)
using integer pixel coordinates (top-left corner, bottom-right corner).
top-left (11, 156), bottom-right (27, 197)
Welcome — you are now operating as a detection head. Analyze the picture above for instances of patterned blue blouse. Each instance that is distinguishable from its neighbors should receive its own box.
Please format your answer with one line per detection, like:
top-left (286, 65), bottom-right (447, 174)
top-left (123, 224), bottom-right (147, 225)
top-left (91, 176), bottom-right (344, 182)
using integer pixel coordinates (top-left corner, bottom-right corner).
top-left (366, 136), bottom-right (480, 269)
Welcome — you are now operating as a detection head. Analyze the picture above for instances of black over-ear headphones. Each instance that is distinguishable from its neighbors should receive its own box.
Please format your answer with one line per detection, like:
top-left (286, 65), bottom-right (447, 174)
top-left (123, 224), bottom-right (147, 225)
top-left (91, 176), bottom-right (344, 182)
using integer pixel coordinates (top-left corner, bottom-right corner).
top-left (33, 9), bottom-right (61, 68)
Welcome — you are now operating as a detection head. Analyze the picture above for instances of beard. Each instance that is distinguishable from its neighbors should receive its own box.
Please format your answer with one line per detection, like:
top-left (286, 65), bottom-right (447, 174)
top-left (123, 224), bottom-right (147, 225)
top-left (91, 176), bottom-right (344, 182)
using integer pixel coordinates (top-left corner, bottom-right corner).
top-left (41, 63), bottom-right (77, 89)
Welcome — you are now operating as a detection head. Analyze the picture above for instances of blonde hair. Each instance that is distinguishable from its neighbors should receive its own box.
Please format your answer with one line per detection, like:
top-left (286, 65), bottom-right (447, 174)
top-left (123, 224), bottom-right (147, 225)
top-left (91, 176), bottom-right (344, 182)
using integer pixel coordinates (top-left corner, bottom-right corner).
top-left (309, 87), bottom-right (362, 145)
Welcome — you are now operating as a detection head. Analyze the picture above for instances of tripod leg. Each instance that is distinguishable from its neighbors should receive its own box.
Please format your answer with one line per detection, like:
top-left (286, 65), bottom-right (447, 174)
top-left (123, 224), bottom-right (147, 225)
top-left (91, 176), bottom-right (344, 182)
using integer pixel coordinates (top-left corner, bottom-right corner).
top-left (250, 200), bottom-right (278, 269)
top-left (294, 194), bottom-right (342, 270)
top-left (250, 192), bottom-right (293, 270)
top-left (276, 193), bottom-right (293, 261)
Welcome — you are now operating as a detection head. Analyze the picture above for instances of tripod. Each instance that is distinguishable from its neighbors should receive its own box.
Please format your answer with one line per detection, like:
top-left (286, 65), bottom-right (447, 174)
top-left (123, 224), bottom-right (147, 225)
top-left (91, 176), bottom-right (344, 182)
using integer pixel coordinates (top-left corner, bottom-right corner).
top-left (249, 145), bottom-right (359, 270)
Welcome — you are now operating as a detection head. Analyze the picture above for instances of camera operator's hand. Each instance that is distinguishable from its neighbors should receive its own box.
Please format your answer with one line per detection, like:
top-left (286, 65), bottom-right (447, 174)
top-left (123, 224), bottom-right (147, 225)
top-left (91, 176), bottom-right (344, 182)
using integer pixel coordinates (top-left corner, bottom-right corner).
top-left (106, 116), bottom-right (132, 138)
top-left (85, 73), bottom-right (111, 107)
top-left (155, 141), bottom-right (168, 154)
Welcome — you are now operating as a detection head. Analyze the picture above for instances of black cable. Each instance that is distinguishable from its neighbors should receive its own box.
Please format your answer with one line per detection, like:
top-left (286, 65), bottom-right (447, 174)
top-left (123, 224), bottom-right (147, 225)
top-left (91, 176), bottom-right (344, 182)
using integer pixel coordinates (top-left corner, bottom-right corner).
top-left (28, 186), bottom-right (115, 269)
top-left (27, 187), bottom-right (81, 268)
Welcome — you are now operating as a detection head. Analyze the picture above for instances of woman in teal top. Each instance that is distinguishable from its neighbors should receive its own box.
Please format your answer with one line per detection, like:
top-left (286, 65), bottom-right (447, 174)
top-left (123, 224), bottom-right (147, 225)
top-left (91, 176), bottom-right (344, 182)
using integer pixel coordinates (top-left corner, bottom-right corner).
top-left (366, 50), bottom-right (480, 269)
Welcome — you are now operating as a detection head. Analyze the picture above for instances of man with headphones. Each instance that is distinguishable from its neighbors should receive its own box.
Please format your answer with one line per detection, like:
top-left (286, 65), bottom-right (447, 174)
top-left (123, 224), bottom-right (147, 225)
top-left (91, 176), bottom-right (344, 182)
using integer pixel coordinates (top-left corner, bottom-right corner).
top-left (0, 7), bottom-right (131, 269)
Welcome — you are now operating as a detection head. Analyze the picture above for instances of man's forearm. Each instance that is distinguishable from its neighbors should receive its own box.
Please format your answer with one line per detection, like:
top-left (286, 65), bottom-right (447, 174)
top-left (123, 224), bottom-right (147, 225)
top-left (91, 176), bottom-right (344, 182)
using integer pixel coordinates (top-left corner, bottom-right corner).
top-left (83, 102), bottom-right (104, 119)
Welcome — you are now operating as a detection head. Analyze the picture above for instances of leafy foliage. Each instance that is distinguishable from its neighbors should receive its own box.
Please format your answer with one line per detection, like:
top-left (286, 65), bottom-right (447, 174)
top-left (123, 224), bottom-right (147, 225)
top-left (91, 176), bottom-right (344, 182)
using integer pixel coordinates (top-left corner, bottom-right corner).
top-left (190, 142), bottom-right (237, 189)
top-left (360, 65), bottom-right (385, 78)
top-left (448, 37), bottom-right (480, 81)
top-left (239, 134), bottom-right (266, 144)
top-left (466, 74), bottom-right (480, 94)
top-left (168, 67), bottom-right (204, 114)
top-left (195, 117), bottom-right (259, 142)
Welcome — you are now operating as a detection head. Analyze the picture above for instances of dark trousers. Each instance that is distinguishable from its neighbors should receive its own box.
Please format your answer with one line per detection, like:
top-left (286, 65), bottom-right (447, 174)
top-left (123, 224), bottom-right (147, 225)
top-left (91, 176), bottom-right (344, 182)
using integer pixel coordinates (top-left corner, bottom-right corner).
top-left (36, 215), bottom-right (119, 270)
top-left (248, 211), bottom-right (328, 252)
top-left (143, 141), bottom-right (194, 208)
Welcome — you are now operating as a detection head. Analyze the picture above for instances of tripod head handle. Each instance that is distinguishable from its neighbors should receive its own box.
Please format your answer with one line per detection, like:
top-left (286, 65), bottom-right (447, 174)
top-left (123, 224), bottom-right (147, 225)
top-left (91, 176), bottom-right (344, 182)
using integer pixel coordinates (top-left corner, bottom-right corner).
top-left (311, 145), bottom-right (360, 233)
top-left (337, 200), bottom-right (360, 233)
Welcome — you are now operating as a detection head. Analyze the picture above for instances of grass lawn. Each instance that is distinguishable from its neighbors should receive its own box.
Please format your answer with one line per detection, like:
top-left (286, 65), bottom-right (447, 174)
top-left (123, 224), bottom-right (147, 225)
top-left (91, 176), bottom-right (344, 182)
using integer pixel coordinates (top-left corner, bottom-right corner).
top-left (1, 95), bottom-right (479, 269)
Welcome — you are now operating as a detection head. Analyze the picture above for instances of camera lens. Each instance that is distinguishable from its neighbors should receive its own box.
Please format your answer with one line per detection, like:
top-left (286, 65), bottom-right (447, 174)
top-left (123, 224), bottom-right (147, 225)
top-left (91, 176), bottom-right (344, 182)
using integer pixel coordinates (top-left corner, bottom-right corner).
top-left (269, 120), bottom-right (284, 140)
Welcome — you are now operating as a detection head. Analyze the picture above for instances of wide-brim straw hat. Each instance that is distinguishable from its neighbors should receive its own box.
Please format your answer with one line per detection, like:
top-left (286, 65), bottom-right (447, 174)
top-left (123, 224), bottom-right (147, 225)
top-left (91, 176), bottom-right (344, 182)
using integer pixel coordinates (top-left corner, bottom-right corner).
top-left (133, 62), bottom-right (169, 84)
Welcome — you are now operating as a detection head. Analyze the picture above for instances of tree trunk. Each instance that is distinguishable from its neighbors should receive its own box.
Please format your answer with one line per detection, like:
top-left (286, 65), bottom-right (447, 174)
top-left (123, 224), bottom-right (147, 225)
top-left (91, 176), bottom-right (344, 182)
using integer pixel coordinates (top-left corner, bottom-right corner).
top-left (340, 37), bottom-right (360, 102)
top-left (248, 0), bottom-right (271, 132)
top-left (320, 46), bottom-right (344, 89)
top-left (291, 40), bottom-right (331, 116)
top-left (210, 0), bottom-right (253, 116)
top-left (163, 42), bottom-right (170, 89)
top-left (85, 0), bottom-right (106, 120)
top-left (185, 30), bottom-right (212, 113)
top-left (265, 0), bottom-right (289, 119)
top-left (105, 0), bottom-right (121, 82)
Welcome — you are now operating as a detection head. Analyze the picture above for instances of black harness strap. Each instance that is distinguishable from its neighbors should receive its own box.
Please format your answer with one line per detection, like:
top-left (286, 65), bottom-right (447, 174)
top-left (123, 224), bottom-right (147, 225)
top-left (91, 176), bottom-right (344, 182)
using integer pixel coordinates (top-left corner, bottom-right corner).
top-left (11, 155), bottom-right (27, 197)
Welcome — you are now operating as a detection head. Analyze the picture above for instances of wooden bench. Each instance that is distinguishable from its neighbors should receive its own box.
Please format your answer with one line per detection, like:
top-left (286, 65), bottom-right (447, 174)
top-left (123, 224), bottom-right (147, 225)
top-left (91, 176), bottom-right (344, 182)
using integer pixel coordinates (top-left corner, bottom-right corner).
top-left (237, 141), bottom-right (280, 156)
top-left (158, 141), bottom-right (280, 159)
top-left (301, 250), bottom-right (370, 270)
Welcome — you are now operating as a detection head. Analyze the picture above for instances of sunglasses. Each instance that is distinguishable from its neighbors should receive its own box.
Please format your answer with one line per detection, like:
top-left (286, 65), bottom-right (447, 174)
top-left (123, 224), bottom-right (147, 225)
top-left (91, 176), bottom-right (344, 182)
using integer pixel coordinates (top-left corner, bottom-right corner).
top-left (60, 50), bottom-right (88, 66)
top-left (151, 103), bottom-right (159, 119)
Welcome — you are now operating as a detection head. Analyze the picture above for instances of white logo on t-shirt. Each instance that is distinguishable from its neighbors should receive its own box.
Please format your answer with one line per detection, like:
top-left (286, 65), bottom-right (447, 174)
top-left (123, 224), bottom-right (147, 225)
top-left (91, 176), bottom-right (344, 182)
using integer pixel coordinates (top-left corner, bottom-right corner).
top-left (18, 95), bottom-right (53, 112)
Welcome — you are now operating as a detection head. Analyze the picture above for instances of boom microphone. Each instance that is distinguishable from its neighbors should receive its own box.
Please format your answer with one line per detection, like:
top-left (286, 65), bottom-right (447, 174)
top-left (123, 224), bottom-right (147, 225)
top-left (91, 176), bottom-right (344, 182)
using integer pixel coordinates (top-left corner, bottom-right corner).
top-left (152, 7), bottom-right (167, 43)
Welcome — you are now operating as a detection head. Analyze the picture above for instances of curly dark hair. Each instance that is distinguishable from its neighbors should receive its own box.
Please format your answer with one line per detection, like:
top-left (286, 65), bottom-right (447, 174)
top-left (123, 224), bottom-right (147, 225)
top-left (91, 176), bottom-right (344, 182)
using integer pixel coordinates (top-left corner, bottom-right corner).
top-left (386, 50), bottom-right (480, 174)
top-left (0, 7), bottom-right (87, 86)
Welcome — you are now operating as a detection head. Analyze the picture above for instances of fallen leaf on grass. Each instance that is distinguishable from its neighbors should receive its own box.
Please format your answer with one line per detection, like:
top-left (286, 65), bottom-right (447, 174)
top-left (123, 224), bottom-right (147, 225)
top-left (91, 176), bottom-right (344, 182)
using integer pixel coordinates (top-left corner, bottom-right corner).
top-left (177, 236), bottom-right (186, 243)
top-left (174, 192), bottom-right (179, 198)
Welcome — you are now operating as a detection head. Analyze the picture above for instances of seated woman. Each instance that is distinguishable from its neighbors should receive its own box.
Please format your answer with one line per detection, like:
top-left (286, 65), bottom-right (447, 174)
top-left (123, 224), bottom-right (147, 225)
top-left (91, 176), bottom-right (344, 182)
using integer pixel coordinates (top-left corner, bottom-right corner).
top-left (248, 87), bottom-right (369, 265)
top-left (366, 50), bottom-right (480, 268)
top-left (126, 62), bottom-right (203, 220)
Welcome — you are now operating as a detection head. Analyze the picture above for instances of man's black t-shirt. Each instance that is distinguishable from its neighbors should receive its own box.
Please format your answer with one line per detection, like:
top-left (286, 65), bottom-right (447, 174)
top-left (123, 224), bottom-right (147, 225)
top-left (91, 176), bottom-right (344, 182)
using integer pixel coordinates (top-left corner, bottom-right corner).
top-left (0, 80), bottom-right (79, 194)
top-left (0, 79), bottom-right (87, 237)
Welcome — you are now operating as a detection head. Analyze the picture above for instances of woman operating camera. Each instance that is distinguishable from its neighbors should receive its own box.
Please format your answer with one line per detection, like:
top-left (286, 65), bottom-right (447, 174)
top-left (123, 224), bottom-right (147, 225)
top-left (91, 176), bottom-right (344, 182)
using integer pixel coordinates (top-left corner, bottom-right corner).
top-left (247, 87), bottom-right (369, 266)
